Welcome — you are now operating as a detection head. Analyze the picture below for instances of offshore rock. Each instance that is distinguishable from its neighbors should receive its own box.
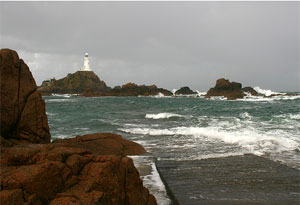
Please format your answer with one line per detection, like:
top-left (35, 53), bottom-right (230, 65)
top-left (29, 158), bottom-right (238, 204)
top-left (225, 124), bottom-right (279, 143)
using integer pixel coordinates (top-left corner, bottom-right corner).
top-left (83, 82), bottom-right (173, 97)
top-left (175, 86), bottom-right (197, 95)
top-left (52, 133), bottom-right (147, 156)
top-left (206, 78), bottom-right (245, 100)
top-left (38, 71), bottom-right (110, 95)
top-left (1, 143), bottom-right (156, 205)
top-left (242, 86), bottom-right (259, 96)
top-left (0, 48), bottom-right (50, 144)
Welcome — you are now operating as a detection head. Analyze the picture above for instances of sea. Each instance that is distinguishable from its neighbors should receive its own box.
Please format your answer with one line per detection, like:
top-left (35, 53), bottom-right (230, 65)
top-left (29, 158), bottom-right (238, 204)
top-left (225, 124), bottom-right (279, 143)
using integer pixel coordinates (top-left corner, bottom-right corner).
top-left (44, 87), bottom-right (300, 204)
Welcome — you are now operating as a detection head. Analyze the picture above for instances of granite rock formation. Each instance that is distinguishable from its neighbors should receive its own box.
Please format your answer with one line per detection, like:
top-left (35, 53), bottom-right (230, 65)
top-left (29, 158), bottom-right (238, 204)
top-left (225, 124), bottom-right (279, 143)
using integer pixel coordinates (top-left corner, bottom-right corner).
top-left (242, 87), bottom-right (259, 96)
top-left (1, 143), bottom-right (156, 204)
top-left (0, 49), bottom-right (157, 205)
top-left (38, 71), bottom-right (110, 95)
top-left (52, 133), bottom-right (147, 156)
top-left (206, 78), bottom-right (246, 100)
top-left (83, 82), bottom-right (173, 97)
top-left (175, 86), bottom-right (197, 95)
top-left (0, 49), bottom-right (50, 145)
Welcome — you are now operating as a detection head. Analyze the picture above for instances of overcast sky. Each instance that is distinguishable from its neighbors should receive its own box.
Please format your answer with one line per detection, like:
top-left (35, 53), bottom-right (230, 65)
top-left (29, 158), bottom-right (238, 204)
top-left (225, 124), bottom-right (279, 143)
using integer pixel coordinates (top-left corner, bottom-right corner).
top-left (1, 2), bottom-right (299, 91)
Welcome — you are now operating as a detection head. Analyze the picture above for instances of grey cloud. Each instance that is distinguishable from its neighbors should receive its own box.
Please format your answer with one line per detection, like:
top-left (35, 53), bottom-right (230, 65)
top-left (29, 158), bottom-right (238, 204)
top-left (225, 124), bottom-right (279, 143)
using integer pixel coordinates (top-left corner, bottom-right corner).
top-left (1, 1), bottom-right (299, 91)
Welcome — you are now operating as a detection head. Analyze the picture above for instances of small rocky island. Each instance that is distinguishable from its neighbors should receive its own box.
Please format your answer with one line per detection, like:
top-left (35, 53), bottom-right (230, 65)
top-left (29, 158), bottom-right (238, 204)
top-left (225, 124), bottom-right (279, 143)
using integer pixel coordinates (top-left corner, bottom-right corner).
top-left (175, 86), bottom-right (197, 95)
top-left (0, 49), bottom-right (157, 204)
top-left (39, 71), bottom-right (110, 95)
top-left (205, 78), bottom-right (259, 100)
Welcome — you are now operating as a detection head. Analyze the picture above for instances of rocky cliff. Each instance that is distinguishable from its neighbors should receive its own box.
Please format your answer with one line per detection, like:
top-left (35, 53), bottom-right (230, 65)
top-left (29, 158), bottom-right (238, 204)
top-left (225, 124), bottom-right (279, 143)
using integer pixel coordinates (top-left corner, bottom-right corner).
top-left (38, 71), bottom-right (110, 95)
top-left (0, 49), bottom-right (157, 205)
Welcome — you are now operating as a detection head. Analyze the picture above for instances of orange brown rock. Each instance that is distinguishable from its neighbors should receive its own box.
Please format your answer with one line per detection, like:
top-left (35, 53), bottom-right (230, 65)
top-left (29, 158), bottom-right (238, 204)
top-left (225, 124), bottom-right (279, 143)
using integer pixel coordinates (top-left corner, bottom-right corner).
top-left (0, 48), bottom-right (50, 144)
top-left (53, 133), bottom-right (147, 156)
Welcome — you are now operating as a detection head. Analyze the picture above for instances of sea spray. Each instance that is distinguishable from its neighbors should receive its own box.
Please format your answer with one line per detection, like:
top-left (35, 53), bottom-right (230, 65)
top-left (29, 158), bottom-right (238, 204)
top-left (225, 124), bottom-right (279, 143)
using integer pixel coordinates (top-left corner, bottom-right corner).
top-left (145, 113), bottom-right (184, 119)
top-left (253, 86), bottom-right (285, 96)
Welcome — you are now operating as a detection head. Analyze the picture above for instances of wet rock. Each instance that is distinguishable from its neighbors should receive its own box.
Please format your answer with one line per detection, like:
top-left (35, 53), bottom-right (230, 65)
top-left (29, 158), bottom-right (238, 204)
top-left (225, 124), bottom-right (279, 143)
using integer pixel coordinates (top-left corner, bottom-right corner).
top-left (0, 48), bottom-right (50, 144)
top-left (1, 143), bottom-right (156, 204)
top-left (83, 82), bottom-right (173, 97)
top-left (242, 87), bottom-right (259, 96)
top-left (206, 78), bottom-right (245, 100)
top-left (175, 86), bottom-right (197, 95)
top-left (0, 189), bottom-right (25, 205)
top-left (52, 133), bottom-right (147, 156)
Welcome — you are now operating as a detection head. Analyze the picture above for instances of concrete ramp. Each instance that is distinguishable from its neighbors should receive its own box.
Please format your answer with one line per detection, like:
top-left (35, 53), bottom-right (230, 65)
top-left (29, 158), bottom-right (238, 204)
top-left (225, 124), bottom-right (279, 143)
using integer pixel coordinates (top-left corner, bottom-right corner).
top-left (156, 154), bottom-right (300, 205)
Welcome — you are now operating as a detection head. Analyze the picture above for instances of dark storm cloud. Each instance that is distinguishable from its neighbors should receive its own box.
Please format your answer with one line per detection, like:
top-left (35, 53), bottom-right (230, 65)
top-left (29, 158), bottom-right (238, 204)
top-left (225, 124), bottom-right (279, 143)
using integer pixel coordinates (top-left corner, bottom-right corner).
top-left (1, 1), bottom-right (299, 91)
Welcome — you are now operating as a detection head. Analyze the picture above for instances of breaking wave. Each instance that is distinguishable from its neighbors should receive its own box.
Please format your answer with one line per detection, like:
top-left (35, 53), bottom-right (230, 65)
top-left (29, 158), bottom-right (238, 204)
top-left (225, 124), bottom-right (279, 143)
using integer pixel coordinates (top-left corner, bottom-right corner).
top-left (253, 86), bottom-right (285, 96)
top-left (196, 90), bottom-right (207, 97)
top-left (145, 113), bottom-right (184, 119)
top-left (119, 126), bottom-right (298, 155)
top-left (51, 94), bottom-right (73, 98)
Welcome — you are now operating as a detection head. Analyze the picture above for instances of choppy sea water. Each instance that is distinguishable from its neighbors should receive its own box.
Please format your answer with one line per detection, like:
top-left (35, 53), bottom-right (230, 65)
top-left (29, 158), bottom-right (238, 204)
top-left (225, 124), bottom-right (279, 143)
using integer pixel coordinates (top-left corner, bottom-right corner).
top-left (45, 91), bottom-right (300, 204)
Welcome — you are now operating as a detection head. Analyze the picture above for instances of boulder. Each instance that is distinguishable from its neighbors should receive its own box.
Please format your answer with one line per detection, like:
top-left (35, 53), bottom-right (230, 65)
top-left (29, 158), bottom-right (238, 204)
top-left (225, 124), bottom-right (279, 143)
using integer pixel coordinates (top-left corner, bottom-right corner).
top-left (206, 78), bottom-right (245, 100)
top-left (175, 86), bottom-right (197, 95)
top-left (1, 143), bottom-right (156, 205)
top-left (52, 133), bottom-right (147, 156)
top-left (242, 87), bottom-right (259, 96)
top-left (0, 48), bottom-right (50, 144)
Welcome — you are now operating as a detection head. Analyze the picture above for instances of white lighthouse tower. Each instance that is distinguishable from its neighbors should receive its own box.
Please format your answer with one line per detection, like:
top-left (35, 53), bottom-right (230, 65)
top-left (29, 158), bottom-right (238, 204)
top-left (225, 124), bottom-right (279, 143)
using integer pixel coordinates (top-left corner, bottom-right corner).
top-left (80, 52), bottom-right (91, 71)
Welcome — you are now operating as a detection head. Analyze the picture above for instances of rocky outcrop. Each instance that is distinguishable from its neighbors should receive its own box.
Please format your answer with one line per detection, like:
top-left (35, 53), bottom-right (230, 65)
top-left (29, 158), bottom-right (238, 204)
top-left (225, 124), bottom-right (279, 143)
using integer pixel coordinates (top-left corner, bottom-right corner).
top-left (175, 87), bottom-right (197, 95)
top-left (0, 49), bottom-right (157, 205)
top-left (206, 78), bottom-right (245, 100)
top-left (0, 49), bottom-right (50, 145)
top-left (1, 143), bottom-right (156, 204)
top-left (83, 82), bottom-right (173, 97)
top-left (52, 133), bottom-right (147, 156)
top-left (38, 71), bottom-right (110, 95)
top-left (242, 87), bottom-right (259, 96)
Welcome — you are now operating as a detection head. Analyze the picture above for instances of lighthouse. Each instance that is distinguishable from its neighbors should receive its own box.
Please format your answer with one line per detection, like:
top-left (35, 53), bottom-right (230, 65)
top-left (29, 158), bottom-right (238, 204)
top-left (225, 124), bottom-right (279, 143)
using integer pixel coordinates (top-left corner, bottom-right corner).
top-left (80, 52), bottom-right (92, 71)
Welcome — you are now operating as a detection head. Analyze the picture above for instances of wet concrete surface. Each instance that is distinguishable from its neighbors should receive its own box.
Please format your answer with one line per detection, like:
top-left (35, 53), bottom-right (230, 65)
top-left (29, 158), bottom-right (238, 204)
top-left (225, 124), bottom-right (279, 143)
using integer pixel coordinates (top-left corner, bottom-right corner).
top-left (156, 154), bottom-right (300, 205)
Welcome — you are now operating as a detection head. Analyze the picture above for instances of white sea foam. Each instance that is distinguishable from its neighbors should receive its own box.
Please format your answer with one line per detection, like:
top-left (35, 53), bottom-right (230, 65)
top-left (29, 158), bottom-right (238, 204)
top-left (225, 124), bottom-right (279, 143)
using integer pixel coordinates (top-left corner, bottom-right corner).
top-left (207, 96), bottom-right (227, 101)
top-left (46, 112), bottom-right (56, 116)
top-left (172, 89), bottom-right (178, 95)
top-left (73, 127), bottom-right (89, 130)
top-left (152, 92), bottom-right (165, 98)
top-left (253, 86), bottom-right (285, 97)
top-left (119, 126), bottom-right (298, 155)
top-left (145, 113), bottom-right (183, 119)
top-left (290, 113), bottom-right (300, 120)
top-left (194, 152), bottom-right (248, 160)
top-left (45, 99), bottom-right (73, 102)
top-left (274, 113), bottom-right (300, 120)
top-left (237, 94), bottom-right (300, 102)
top-left (131, 156), bottom-right (171, 205)
top-left (196, 90), bottom-right (207, 97)
top-left (239, 112), bottom-right (252, 120)
top-left (51, 134), bottom-right (70, 140)
top-left (51, 93), bottom-right (73, 98)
